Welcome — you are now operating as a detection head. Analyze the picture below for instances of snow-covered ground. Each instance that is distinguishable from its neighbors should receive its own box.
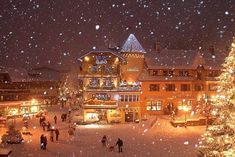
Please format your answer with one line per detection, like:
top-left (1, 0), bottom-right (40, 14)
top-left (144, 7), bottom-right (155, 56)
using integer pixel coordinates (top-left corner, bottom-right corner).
top-left (0, 107), bottom-right (206, 157)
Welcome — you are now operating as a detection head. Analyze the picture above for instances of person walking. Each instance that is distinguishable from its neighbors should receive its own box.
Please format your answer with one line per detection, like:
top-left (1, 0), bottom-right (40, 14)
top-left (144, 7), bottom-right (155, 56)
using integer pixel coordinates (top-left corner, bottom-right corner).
top-left (64, 113), bottom-right (67, 121)
top-left (42, 121), bottom-right (46, 131)
top-left (43, 136), bottom-right (47, 150)
top-left (61, 114), bottom-right (64, 122)
top-left (101, 135), bottom-right (107, 147)
top-left (54, 115), bottom-right (57, 124)
top-left (40, 134), bottom-right (44, 149)
top-left (50, 130), bottom-right (54, 142)
top-left (55, 128), bottom-right (60, 141)
top-left (116, 138), bottom-right (123, 153)
top-left (47, 121), bottom-right (51, 131)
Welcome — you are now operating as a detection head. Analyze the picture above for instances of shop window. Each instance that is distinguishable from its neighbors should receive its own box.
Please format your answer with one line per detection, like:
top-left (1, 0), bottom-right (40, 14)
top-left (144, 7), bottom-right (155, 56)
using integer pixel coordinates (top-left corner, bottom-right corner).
top-left (149, 84), bottom-right (160, 91)
top-left (178, 100), bottom-right (193, 110)
top-left (146, 100), bottom-right (162, 111)
top-left (165, 84), bottom-right (175, 91)
top-left (181, 84), bottom-right (190, 91)
top-left (194, 84), bottom-right (204, 91)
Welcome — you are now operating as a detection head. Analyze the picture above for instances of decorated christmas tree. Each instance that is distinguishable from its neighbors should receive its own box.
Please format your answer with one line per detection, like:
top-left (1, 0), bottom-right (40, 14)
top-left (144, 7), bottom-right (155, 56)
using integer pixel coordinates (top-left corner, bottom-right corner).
top-left (1, 124), bottom-right (23, 144)
top-left (198, 38), bottom-right (235, 156)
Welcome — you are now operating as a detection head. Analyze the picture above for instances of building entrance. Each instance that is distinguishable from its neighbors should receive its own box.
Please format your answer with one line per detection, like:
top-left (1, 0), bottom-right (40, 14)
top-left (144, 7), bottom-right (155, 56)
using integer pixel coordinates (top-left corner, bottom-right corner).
top-left (125, 112), bottom-right (134, 122)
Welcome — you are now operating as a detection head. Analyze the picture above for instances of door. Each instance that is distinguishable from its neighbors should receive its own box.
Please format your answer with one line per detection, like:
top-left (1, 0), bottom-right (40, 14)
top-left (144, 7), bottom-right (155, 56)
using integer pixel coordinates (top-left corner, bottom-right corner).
top-left (125, 112), bottom-right (133, 122)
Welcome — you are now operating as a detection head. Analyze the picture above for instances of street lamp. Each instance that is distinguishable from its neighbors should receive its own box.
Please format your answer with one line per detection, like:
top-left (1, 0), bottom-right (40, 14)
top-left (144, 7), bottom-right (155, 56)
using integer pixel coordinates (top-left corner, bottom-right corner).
top-left (183, 106), bottom-right (189, 128)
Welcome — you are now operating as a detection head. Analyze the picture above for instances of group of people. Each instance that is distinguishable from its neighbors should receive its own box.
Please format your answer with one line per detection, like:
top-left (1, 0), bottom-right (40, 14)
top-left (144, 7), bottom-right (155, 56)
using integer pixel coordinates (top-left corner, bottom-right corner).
top-left (39, 114), bottom-right (60, 150)
top-left (61, 113), bottom-right (67, 122)
top-left (49, 128), bottom-right (60, 142)
top-left (101, 135), bottom-right (124, 153)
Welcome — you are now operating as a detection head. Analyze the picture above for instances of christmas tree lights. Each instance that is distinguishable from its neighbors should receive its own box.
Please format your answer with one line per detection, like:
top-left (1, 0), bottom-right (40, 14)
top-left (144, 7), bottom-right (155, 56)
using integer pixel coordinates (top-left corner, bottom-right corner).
top-left (198, 38), bottom-right (235, 157)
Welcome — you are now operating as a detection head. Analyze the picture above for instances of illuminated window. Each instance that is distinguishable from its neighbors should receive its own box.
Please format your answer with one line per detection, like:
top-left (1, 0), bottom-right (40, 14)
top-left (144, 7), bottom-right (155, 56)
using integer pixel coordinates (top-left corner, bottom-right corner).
top-left (120, 95), bottom-right (140, 102)
top-left (178, 100), bottom-right (193, 110)
top-left (146, 100), bottom-right (162, 111)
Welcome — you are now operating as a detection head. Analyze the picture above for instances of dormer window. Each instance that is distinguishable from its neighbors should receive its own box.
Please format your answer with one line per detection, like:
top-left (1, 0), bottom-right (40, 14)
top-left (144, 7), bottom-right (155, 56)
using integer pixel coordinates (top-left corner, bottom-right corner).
top-left (179, 70), bottom-right (189, 76)
top-left (163, 70), bottom-right (168, 76)
top-left (169, 70), bottom-right (174, 76)
top-left (152, 70), bottom-right (158, 76)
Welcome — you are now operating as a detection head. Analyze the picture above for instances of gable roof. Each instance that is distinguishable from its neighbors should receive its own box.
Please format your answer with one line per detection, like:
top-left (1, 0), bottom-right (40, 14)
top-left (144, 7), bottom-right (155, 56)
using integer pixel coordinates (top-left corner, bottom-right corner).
top-left (121, 34), bottom-right (146, 53)
top-left (0, 67), bottom-right (30, 82)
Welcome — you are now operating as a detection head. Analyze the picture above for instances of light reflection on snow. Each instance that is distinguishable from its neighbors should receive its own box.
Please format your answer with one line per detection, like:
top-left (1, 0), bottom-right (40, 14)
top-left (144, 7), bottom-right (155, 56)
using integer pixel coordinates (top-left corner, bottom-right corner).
top-left (78, 124), bottom-right (111, 129)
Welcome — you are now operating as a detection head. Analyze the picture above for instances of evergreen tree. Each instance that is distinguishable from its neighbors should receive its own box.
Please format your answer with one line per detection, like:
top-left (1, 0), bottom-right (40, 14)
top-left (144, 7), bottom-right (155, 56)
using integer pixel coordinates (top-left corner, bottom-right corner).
top-left (198, 38), bottom-right (235, 157)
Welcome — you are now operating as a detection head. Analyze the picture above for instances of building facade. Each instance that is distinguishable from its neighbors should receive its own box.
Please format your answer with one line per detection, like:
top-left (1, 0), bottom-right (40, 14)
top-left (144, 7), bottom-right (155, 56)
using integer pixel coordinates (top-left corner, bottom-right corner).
top-left (0, 66), bottom-right (66, 116)
top-left (78, 34), bottom-right (227, 123)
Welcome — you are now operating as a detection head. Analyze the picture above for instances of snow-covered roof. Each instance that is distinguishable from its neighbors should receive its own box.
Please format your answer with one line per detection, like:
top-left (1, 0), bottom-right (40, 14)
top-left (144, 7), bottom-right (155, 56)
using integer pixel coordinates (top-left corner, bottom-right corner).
top-left (78, 50), bottom-right (126, 61)
top-left (146, 49), bottom-right (199, 69)
top-left (29, 67), bottom-right (64, 82)
top-left (200, 50), bottom-right (227, 70)
top-left (145, 48), bottom-right (227, 70)
top-left (121, 34), bottom-right (146, 53)
top-left (0, 67), bottom-right (30, 82)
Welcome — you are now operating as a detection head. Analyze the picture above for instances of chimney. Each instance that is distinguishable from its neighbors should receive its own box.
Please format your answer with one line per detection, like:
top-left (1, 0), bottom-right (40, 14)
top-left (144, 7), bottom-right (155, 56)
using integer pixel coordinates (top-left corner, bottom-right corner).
top-left (154, 42), bottom-right (161, 53)
top-left (209, 45), bottom-right (215, 56)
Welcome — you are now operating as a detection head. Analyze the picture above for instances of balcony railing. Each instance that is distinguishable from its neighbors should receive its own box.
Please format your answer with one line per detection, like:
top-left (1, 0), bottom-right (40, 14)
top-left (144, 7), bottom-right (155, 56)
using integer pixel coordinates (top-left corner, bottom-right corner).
top-left (85, 85), bottom-right (141, 92)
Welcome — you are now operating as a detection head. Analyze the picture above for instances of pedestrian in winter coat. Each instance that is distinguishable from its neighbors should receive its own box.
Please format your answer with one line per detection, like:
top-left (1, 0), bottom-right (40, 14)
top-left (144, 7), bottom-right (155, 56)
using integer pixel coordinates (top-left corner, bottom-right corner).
top-left (101, 135), bottom-right (107, 147)
top-left (47, 122), bottom-right (51, 131)
top-left (64, 114), bottom-right (67, 121)
top-left (55, 129), bottom-right (59, 141)
top-left (42, 121), bottom-right (46, 131)
top-left (61, 114), bottom-right (64, 122)
top-left (50, 130), bottom-right (54, 142)
top-left (116, 138), bottom-right (123, 153)
top-left (39, 117), bottom-right (43, 126)
top-left (43, 136), bottom-right (47, 150)
top-left (40, 134), bottom-right (44, 149)
top-left (54, 115), bottom-right (57, 124)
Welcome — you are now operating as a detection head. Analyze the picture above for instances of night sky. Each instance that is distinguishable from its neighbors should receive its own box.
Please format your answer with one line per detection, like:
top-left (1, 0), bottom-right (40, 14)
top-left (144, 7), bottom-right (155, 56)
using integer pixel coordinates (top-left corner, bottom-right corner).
top-left (0, 0), bottom-right (234, 69)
